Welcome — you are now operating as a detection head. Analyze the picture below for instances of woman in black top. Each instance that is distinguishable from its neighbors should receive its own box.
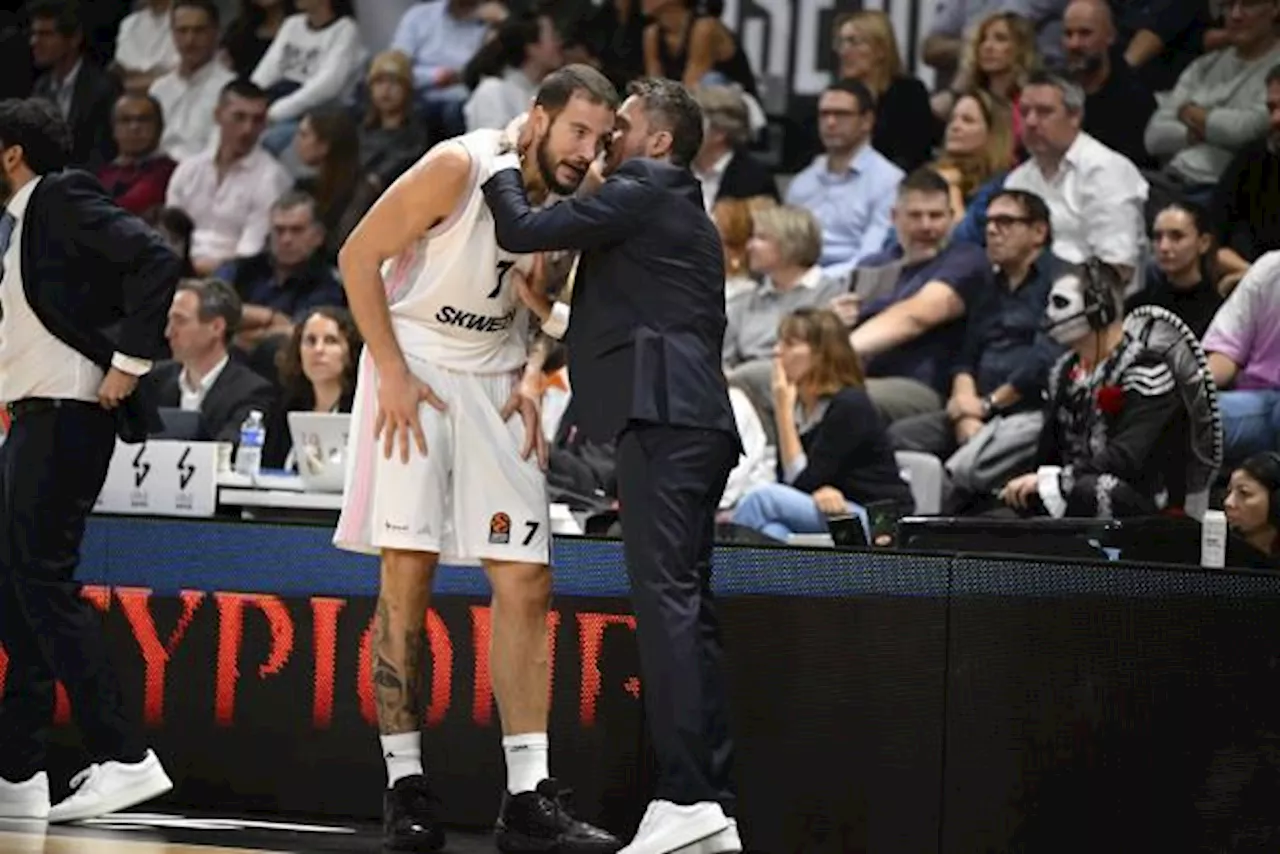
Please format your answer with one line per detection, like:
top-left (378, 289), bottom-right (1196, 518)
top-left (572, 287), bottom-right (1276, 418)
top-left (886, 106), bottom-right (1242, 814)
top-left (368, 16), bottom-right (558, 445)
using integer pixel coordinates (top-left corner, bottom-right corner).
top-left (263, 307), bottom-right (361, 469)
top-left (642, 0), bottom-right (758, 96)
top-left (732, 308), bottom-right (912, 542)
top-left (1128, 202), bottom-right (1223, 339)
top-left (221, 0), bottom-right (294, 78)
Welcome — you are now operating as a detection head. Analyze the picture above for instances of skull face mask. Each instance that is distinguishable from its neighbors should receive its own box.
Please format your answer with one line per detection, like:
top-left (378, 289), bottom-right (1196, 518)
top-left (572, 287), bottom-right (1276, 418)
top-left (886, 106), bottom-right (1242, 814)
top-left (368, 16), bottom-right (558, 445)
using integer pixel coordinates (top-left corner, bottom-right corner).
top-left (1044, 271), bottom-right (1092, 346)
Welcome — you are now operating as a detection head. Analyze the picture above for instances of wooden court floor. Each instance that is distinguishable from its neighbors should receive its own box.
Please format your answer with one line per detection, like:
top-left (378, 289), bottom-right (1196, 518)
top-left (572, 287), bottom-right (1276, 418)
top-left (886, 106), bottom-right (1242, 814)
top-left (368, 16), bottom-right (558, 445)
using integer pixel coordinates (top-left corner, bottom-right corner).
top-left (0, 814), bottom-right (498, 853)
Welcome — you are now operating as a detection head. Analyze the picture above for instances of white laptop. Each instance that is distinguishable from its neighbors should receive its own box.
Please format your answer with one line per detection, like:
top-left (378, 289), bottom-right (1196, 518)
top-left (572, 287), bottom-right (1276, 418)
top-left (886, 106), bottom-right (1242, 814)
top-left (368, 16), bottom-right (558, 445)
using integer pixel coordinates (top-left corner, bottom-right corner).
top-left (287, 411), bottom-right (351, 493)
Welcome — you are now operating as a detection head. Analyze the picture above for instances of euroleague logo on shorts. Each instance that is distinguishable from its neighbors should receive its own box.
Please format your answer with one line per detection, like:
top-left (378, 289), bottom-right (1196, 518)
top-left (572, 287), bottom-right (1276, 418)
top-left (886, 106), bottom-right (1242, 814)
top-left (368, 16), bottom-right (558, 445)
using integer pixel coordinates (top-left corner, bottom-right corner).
top-left (489, 512), bottom-right (512, 544)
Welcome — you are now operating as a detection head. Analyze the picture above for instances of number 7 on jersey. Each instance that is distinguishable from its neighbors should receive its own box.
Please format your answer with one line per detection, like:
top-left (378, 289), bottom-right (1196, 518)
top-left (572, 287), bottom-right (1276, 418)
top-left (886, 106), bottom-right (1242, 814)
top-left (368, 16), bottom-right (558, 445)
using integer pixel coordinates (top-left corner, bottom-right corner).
top-left (489, 260), bottom-right (515, 299)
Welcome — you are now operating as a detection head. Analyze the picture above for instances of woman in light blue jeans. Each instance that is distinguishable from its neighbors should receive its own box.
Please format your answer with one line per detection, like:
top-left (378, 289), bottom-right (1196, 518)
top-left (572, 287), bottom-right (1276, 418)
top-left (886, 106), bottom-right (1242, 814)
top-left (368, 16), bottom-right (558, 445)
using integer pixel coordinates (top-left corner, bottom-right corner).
top-left (732, 308), bottom-right (913, 542)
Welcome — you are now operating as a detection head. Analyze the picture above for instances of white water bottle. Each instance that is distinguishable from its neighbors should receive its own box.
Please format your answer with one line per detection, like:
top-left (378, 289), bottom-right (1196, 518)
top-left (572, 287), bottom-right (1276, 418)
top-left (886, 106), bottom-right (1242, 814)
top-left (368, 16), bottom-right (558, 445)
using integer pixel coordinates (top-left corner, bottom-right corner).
top-left (1201, 509), bottom-right (1227, 569)
top-left (235, 409), bottom-right (266, 478)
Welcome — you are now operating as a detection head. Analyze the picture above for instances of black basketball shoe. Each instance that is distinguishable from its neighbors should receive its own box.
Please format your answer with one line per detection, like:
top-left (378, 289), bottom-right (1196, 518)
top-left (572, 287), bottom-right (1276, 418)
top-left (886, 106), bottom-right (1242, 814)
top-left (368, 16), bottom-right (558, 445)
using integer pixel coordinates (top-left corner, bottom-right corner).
top-left (383, 774), bottom-right (446, 852)
top-left (495, 778), bottom-right (623, 853)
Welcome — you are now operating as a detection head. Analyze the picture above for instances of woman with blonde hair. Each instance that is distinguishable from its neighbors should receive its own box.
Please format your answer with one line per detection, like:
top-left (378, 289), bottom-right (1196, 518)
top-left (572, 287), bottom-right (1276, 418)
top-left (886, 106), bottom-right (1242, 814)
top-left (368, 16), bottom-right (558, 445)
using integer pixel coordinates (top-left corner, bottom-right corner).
top-left (731, 307), bottom-right (912, 541)
top-left (832, 10), bottom-right (936, 171)
top-left (931, 11), bottom-right (1038, 149)
top-left (933, 89), bottom-right (1015, 227)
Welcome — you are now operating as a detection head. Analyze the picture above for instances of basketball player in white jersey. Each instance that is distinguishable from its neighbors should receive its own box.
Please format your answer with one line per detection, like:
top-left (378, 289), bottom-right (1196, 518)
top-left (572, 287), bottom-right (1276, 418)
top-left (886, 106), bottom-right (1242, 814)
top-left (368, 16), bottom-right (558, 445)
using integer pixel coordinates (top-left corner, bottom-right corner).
top-left (334, 65), bottom-right (622, 853)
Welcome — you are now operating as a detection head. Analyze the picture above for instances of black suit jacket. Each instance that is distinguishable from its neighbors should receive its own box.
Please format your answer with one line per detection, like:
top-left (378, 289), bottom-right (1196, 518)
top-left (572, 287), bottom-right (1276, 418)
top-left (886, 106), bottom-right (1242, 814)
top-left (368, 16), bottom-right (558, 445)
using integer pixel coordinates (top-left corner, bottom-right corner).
top-left (145, 359), bottom-right (277, 444)
top-left (33, 60), bottom-right (119, 170)
top-left (483, 158), bottom-right (739, 447)
top-left (21, 170), bottom-right (180, 442)
top-left (716, 149), bottom-right (779, 204)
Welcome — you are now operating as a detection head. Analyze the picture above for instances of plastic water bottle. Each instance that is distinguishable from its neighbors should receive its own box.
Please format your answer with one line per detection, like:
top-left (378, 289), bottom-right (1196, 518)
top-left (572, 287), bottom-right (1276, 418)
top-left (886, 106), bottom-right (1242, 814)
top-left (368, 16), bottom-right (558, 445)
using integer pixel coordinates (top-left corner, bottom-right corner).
top-left (1201, 509), bottom-right (1227, 569)
top-left (235, 410), bottom-right (266, 478)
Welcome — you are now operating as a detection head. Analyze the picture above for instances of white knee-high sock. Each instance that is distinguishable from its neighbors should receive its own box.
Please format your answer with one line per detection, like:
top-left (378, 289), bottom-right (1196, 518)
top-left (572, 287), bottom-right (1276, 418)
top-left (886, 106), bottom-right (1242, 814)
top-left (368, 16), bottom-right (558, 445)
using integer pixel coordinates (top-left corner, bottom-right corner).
top-left (381, 732), bottom-right (423, 788)
top-left (502, 733), bottom-right (549, 794)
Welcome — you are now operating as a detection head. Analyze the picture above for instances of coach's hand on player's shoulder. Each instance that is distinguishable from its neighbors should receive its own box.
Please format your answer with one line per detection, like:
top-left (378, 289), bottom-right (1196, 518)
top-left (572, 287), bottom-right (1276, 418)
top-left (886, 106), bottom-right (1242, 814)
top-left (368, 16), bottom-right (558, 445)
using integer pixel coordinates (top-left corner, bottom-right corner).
top-left (375, 364), bottom-right (446, 463)
top-left (501, 369), bottom-right (548, 470)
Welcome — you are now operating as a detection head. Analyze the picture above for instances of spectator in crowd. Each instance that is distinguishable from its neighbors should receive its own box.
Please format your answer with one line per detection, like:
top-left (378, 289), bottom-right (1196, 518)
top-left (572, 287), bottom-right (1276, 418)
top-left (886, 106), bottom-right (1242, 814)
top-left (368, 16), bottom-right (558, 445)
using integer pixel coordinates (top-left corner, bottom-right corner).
top-left (923, 0), bottom-right (1066, 88)
top-left (731, 307), bottom-right (912, 542)
top-left (998, 260), bottom-right (1187, 518)
top-left (251, 0), bottom-right (365, 155)
top-left (97, 93), bottom-right (177, 215)
top-left (142, 205), bottom-right (196, 276)
top-left (711, 196), bottom-right (766, 304)
top-left (166, 79), bottom-right (293, 275)
top-left (930, 11), bottom-right (1038, 151)
top-left (0, 11), bottom-right (33, 101)
top-left (29, 0), bottom-right (119, 170)
top-left (643, 0), bottom-right (758, 96)
top-left (928, 89), bottom-right (1015, 244)
top-left (691, 85), bottom-right (778, 212)
top-left (841, 168), bottom-right (993, 423)
top-left (833, 11), bottom-right (935, 172)
top-left (359, 50), bottom-right (429, 188)
top-left (1224, 451), bottom-right (1280, 559)
top-left (262, 306), bottom-right (360, 468)
top-left (564, 0), bottom-right (646, 91)
top-left (146, 278), bottom-right (276, 444)
top-left (785, 78), bottom-right (904, 278)
top-left (1202, 251), bottom-right (1280, 466)
top-left (1126, 201), bottom-right (1222, 338)
top-left (1062, 0), bottom-right (1157, 169)
top-left (112, 0), bottom-right (179, 94)
top-left (214, 190), bottom-right (345, 353)
top-left (463, 11), bottom-right (564, 132)
top-left (724, 205), bottom-right (848, 439)
top-left (1210, 63), bottom-right (1280, 285)
top-left (392, 0), bottom-right (499, 139)
top-left (150, 0), bottom-right (237, 162)
top-left (890, 190), bottom-right (1064, 480)
top-left (221, 0), bottom-right (294, 78)
top-left (1144, 0), bottom-right (1280, 197)
top-left (1004, 70), bottom-right (1148, 279)
top-left (1109, 0), bottom-right (1213, 93)
top-left (293, 106), bottom-right (377, 256)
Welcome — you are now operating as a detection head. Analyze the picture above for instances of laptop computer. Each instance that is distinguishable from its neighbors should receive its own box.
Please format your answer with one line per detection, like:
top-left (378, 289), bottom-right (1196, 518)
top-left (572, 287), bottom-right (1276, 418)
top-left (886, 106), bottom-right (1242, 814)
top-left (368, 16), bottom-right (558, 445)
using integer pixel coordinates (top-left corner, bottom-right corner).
top-left (152, 407), bottom-right (202, 440)
top-left (287, 411), bottom-right (351, 493)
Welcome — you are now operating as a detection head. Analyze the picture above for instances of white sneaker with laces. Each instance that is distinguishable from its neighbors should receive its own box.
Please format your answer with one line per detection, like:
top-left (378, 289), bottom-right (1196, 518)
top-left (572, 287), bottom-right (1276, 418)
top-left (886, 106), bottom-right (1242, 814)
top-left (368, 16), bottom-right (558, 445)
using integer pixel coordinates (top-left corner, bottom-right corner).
top-left (48, 751), bottom-right (172, 824)
top-left (0, 772), bottom-right (50, 820)
top-left (619, 800), bottom-right (730, 854)
top-left (673, 818), bottom-right (742, 854)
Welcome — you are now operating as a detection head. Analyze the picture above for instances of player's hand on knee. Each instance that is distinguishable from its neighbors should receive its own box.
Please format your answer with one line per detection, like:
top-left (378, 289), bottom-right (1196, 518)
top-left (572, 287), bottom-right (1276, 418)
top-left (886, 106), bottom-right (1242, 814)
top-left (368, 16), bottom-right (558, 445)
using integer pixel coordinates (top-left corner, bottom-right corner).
top-left (375, 366), bottom-right (446, 463)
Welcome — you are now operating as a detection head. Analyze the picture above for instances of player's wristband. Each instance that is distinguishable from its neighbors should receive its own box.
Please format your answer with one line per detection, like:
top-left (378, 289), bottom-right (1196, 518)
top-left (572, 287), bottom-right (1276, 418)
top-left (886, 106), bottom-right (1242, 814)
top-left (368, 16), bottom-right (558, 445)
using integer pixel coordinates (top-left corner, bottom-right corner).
top-left (541, 301), bottom-right (570, 339)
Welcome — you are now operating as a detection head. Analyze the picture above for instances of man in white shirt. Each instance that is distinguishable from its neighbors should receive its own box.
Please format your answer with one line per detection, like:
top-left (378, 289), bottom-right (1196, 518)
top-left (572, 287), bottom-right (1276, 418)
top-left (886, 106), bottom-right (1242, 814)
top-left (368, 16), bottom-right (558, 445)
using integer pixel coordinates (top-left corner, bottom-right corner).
top-left (1004, 69), bottom-right (1148, 280)
top-left (165, 79), bottom-right (293, 276)
top-left (143, 279), bottom-right (275, 443)
top-left (113, 0), bottom-right (179, 94)
top-left (150, 0), bottom-right (236, 162)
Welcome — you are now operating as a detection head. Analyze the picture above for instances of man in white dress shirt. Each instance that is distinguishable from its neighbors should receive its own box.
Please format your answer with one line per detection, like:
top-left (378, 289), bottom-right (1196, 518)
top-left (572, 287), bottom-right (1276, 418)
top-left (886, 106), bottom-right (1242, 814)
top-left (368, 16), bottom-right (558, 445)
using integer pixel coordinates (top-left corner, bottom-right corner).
top-left (0, 98), bottom-right (177, 824)
top-left (113, 0), bottom-right (180, 95)
top-left (150, 0), bottom-right (236, 162)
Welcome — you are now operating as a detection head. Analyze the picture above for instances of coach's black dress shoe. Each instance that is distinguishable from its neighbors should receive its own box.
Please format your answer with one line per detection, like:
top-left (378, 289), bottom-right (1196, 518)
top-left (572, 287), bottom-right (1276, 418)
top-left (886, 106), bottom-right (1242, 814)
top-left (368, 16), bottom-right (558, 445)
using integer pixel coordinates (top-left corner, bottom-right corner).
top-left (495, 778), bottom-right (623, 853)
top-left (384, 774), bottom-right (446, 852)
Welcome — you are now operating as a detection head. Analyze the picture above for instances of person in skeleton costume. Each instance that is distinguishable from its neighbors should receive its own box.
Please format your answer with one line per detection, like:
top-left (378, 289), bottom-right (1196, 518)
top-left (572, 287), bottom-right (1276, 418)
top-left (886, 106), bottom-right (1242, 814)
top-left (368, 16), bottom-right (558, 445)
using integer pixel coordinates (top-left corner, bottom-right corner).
top-left (998, 260), bottom-right (1211, 518)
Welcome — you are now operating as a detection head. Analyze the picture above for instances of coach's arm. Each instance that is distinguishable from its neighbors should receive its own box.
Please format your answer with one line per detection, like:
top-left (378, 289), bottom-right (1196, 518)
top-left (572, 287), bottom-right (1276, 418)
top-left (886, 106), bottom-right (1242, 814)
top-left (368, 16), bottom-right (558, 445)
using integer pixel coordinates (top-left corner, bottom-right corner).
top-left (483, 154), bottom-right (655, 253)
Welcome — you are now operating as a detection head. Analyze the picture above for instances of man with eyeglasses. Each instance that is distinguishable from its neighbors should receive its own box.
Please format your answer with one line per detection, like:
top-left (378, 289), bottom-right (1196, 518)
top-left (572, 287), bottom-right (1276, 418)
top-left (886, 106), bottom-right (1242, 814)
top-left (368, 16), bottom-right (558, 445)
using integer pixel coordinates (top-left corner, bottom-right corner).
top-left (890, 189), bottom-right (1068, 511)
top-left (95, 92), bottom-right (176, 215)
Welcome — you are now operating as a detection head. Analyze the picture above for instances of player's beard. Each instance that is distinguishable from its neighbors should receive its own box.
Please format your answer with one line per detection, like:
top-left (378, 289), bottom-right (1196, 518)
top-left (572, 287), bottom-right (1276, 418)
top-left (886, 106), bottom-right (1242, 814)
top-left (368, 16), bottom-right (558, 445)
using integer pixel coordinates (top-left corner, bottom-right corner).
top-left (536, 133), bottom-right (586, 197)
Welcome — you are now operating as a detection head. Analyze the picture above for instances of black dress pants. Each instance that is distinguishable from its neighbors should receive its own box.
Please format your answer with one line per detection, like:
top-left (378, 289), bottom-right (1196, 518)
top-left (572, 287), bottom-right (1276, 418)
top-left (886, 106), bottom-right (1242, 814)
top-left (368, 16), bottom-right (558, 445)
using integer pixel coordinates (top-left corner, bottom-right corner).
top-left (0, 400), bottom-right (144, 780)
top-left (616, 424), bottom-right (738, 813)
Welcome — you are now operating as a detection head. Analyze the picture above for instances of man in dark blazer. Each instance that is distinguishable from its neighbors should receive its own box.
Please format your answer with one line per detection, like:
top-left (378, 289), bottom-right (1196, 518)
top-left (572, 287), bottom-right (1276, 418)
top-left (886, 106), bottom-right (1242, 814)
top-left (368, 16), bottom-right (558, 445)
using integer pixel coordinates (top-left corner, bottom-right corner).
top-left (0, 98), bottom-right (177, 822)
top-left (28, 0), bottom-right (120, 170)
top-left (144, 279), bottom-right (277, 445)
top-left (483, 78), bottom-right (744, 854)
top-left (692, 84), bottom-right (778, 210)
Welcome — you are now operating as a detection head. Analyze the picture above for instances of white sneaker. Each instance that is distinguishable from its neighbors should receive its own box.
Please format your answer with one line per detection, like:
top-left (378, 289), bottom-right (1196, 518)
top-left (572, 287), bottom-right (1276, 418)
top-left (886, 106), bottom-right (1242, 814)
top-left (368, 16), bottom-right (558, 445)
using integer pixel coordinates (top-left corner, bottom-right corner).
top-left (619, 801), bottom-right (730, 854)
top-left (0, 772), bottom-right (50, 820)
top-left (673, 819), bottom-right (741, 854)
top-left (48, 751), bottom-right (172, 823)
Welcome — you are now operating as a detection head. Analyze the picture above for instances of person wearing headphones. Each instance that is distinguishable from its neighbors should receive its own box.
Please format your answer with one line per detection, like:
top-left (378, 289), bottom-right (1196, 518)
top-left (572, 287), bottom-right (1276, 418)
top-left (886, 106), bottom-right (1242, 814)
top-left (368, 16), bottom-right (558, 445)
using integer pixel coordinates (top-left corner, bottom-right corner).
top-left (997, 259), bottom-right (1191, 518)
top-left (1224, 452), bottom-right (1280, 559)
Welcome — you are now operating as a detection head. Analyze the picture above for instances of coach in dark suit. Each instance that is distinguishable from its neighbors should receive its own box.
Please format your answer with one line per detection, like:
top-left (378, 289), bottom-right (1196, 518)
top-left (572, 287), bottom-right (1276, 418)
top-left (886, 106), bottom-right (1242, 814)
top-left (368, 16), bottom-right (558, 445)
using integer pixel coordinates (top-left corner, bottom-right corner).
top-left (0, 98), bottom-right (177, 822)
top-left (484, 77), bottom-right (744, 853)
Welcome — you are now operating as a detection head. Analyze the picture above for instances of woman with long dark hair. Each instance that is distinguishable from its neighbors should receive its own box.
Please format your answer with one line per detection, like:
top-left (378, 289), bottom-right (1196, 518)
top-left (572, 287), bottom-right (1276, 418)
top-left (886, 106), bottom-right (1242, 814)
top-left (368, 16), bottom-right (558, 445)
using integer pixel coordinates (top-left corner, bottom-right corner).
top-left (1224, 452), bottom-right (1280, 560)
top-left (463, 11), bottom-right (564, 131)
top-left (1127, 201), bottom-right (1223, 339)
top-left (293, 105), bottom-right (376, 257)
top-left (221, 0), bottom-right (295, 78)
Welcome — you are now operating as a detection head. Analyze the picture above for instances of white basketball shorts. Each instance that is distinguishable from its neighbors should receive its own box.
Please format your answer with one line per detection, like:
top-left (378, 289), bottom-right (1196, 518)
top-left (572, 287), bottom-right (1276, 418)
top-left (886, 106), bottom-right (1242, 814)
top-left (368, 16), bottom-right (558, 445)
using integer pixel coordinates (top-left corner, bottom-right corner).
top-left (333, 350), bottom-right (550, 566)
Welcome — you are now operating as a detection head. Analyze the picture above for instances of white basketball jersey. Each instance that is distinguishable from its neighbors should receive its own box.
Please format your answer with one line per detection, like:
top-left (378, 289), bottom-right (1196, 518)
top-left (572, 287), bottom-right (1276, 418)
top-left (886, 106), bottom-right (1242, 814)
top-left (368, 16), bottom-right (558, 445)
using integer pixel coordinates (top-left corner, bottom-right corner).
top-left (382, 129), bottom-right (531, 374)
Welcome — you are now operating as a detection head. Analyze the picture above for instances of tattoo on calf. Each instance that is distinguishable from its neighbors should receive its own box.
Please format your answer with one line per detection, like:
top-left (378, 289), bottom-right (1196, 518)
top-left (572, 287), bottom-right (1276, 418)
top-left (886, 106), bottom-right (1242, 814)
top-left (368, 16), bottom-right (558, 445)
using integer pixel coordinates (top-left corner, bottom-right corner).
top-left (372, 596), bottom-right (423, 735)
